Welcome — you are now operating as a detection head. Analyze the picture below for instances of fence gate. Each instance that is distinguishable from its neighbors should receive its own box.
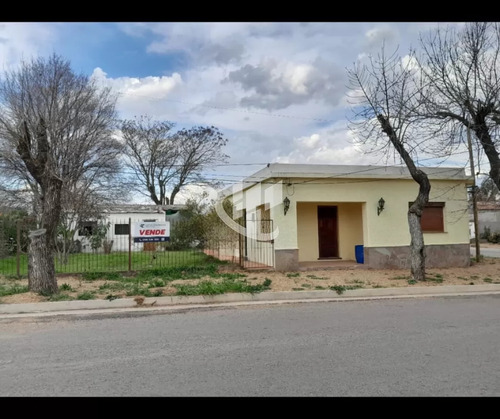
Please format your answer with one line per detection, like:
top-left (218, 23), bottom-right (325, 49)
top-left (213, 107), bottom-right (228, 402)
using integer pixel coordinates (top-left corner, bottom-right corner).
top-left (238, 218), bottom-right (274, 269)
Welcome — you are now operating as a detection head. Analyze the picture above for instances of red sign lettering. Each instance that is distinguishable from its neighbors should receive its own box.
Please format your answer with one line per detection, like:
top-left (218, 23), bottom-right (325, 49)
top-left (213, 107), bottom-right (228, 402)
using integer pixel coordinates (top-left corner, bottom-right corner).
top-left (139, 229), bottom-right (166, 236)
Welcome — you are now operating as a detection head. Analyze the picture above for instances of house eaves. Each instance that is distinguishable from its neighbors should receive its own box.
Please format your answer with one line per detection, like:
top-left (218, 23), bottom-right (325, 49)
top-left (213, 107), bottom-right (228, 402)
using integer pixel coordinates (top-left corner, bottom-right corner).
top-left (221, 163), bottom-right (474, 197)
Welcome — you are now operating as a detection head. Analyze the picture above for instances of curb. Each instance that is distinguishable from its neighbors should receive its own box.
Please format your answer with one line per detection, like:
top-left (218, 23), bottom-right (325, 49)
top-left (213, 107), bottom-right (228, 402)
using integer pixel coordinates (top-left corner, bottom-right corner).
top-left (1, 284), bottom-right (500, 317)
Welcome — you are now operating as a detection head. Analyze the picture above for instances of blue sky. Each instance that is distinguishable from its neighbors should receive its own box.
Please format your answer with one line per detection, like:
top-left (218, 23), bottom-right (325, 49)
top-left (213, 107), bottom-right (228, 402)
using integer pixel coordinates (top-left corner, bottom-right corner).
top-left (0, 21), bottom-right (476, 203)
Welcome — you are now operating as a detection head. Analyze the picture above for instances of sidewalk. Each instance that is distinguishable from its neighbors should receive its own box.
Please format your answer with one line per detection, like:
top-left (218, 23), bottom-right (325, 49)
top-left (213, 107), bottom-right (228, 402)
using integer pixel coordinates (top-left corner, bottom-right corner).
top-left (2, 284), bottom-right (500, 319)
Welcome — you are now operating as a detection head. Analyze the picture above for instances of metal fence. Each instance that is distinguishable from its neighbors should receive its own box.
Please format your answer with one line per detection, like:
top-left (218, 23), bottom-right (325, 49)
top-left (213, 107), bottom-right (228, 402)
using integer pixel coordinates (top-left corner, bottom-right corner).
top-left (239, 219), bottom-right (274, 269)
top-left (0, 217), bottom-right (275, 277)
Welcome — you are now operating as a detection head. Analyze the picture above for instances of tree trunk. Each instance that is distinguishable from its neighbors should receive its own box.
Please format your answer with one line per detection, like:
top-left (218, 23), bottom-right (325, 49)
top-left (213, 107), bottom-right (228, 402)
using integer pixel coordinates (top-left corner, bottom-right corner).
top-left (408, 211), bottom-right (426, 281)
top-left (377, 114), bottom-right (430, 281)
top-left (27, 177), bottom-right (62, 294)
top-left (28, 229), bottom-right (58, 294)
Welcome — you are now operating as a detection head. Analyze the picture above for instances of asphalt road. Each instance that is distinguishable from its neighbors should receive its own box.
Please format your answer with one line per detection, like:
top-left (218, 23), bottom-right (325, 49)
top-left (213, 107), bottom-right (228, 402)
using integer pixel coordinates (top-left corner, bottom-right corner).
top-left (1, 294), bottom-right (499, 397)
top-left (472, 246), bottom-right (500, 258)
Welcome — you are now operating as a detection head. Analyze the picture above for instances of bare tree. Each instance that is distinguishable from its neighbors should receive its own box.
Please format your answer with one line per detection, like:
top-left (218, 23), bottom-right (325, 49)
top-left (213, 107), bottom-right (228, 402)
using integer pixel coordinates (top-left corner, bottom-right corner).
top-left (347, 46), bottom-right (431, 281)
top-left (121, 115), bottom-right (228, 205)
top-left (476, 176), bottom-right (500, 201)
top-left (0, 54), bottom-right (121, 294)
top-left (417, 22), bottom-right (500, 190)
top-left (56, 177), bottom-right (130, 264)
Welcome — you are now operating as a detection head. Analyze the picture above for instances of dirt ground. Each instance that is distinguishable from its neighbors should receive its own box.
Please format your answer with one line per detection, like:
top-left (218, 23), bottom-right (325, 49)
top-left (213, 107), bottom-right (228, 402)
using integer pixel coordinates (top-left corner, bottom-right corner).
top-left (2, 244), bottom-right (500, 305)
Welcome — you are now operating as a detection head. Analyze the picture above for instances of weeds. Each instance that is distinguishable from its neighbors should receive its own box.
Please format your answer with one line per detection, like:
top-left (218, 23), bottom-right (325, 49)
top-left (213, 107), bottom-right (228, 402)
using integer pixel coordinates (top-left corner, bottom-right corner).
top-left (306, 275), bottom-right (327, 280)
top-left (330, 284), bottom-right (363, 295)
top-left (48, 293), bottom-right (73, 302)
top-left (347, 279), bottom-right (365, 284)
top-left (425, 273), bottom-right (443, 283)
top-left (0, 283), bottom-right (29, 297)
top-left (174, 277), bottom-right (271, 296)
top-left (76, 291), bottom-right (96, 300)
top-left (59, 283), bottom-right (73, 291)
top-left (286, 272), bottom-right (300, 278)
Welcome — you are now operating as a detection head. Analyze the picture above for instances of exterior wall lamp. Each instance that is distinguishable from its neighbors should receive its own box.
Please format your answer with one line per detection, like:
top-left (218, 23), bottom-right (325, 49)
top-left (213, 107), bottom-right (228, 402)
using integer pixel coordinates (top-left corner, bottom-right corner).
top-left (377, 197), bottom-right (385, 216)
top-left (283, 196), bottom-right (290, 215)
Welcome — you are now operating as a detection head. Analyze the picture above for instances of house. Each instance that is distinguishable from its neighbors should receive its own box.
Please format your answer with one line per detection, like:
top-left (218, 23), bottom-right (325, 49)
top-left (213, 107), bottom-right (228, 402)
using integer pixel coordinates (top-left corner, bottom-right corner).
top-left (221, 163), bottom-right (473, 271)
top-left (76, 204), bottom-right (185, 253)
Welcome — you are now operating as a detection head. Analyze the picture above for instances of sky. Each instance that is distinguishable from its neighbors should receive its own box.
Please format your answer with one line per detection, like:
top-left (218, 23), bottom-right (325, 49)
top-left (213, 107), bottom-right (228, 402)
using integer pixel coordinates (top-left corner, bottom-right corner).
top-left (0, 21), bottom-right (477, 204)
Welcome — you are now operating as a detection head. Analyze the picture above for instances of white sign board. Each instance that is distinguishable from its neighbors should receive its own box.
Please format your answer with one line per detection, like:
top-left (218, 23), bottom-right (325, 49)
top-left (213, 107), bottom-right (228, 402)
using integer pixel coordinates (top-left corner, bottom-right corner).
top-left (132, 221), bottom-right (170, 243)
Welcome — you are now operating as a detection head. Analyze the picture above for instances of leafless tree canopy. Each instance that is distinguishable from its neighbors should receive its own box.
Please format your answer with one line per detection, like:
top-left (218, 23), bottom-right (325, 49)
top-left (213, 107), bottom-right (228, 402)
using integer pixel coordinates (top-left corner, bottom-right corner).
top-left (0, 53), bottom-right (122, 293)
top-left (476, 176), bottom-right (500, 201)
top-left (417, 22), bottom-right (500, 188)
top-left (121, 115), bottom-right (228, 205)
top-left (347, 45), bottom-right (431, 281)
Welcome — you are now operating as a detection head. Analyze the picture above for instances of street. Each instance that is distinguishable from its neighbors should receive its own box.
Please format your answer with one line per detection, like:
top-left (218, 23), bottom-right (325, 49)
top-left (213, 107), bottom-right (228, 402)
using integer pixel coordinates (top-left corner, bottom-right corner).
top-left (472, 245), bottom-right (500, 258)
top-left (1, 294), bottom-right (499, 396)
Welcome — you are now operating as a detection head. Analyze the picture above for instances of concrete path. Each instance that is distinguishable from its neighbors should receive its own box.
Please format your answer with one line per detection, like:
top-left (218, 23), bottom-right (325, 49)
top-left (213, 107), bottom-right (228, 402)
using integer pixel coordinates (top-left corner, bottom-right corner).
top-left (2, 284), bottom-right (500, 319)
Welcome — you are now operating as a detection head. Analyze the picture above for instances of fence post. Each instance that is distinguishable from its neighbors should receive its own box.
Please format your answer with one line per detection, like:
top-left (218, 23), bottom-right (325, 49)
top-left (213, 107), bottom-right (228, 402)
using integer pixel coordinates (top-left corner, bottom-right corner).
top-left (128, 218), bottom-right (132, 272)
top-left (16, 220), bottom-right (21, 278)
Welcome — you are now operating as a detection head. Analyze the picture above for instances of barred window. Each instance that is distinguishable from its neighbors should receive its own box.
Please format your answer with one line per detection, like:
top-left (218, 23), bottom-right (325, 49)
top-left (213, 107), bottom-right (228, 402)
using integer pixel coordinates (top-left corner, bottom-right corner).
top-left (114, 224), bottom-right (130, 235)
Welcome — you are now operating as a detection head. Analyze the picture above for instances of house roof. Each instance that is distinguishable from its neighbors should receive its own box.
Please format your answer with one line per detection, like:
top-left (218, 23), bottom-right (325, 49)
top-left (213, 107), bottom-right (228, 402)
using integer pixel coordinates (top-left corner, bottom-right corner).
top-left (222, 163), bottom-right (474, 196)
top-left (101, 204), bottom-right (186, 214)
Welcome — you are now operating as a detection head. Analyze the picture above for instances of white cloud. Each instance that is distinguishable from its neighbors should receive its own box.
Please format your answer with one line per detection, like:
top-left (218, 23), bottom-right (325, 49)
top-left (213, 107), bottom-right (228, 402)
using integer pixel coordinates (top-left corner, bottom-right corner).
top-left (91, 68), bottom-right (184, 120)
top-left (0, 23), bottom-right (56, 70)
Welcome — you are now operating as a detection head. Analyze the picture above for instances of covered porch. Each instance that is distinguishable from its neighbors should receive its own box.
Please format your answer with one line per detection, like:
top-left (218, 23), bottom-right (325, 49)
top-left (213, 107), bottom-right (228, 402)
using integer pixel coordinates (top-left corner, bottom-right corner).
top-left (295, 201), bottom-right (365, 268)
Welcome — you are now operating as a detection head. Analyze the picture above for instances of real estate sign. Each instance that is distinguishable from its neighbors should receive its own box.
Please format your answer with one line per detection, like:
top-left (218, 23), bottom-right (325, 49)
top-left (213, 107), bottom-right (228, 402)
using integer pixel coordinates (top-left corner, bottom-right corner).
top-left (132, 221), bottom-right (170, 243)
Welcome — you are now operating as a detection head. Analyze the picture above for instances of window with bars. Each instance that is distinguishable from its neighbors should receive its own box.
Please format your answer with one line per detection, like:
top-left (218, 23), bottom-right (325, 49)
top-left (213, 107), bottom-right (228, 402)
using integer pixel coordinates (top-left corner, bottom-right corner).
top-left (114, 224), bottom-right (130, 235)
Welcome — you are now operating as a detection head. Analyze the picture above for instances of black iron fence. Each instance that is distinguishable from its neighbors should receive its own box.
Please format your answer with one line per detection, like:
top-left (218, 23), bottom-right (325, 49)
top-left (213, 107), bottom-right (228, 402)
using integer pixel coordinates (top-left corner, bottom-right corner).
top-left (0, 217), bottom-right (275, 277)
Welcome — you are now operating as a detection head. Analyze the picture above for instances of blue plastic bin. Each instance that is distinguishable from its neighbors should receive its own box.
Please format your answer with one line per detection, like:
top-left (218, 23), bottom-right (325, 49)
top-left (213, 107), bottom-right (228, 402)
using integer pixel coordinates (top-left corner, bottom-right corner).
top-left (355, 245), bottom-right (364, 264)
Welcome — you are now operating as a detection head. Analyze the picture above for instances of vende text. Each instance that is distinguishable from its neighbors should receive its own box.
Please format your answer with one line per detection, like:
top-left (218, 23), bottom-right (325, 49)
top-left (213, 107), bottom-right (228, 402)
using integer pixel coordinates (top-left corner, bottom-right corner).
top-left (139, 229), bottom-right (166, 236)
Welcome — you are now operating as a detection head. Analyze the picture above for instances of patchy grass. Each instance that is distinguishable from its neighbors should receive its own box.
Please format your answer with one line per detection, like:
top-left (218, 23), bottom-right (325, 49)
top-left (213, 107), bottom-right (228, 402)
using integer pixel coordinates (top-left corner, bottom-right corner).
top-left (174, 277), bottom-right (271, 296)
top-left (0, 250), bottom-right (220, 276)
top-left (425, 273), bottom-right (444, 283)
top-left (76, 291), bottom-right (96, 300)
top-left (346, 279), bottom-right (365, 285)
top-left (306, 275), bottom-right (327, 280)
top-left (0, 283), bottom-right (29, 297)
top-left (330, 284), bottom-right (364, 295)
top-left (59, 283), bottom-right (73, 291)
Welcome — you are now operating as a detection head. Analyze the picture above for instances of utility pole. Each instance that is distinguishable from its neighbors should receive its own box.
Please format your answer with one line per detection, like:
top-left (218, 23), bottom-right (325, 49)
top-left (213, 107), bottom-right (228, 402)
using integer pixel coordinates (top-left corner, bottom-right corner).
top-left (467, 126), bottom-right (480, 261)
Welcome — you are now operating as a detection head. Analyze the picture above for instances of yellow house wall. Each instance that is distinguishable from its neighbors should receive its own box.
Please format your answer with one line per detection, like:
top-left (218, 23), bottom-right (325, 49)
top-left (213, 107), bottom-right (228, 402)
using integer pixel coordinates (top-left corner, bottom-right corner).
top-left (231, 177), bottom-right (470, 252)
